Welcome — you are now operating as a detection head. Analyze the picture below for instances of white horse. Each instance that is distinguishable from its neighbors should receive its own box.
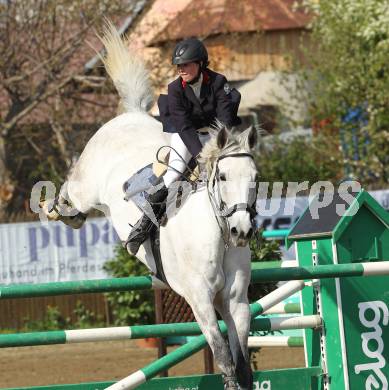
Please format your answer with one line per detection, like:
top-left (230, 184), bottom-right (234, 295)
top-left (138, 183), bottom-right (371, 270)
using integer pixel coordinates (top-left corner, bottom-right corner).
top-left (41, 24), bottom-right (258, 390)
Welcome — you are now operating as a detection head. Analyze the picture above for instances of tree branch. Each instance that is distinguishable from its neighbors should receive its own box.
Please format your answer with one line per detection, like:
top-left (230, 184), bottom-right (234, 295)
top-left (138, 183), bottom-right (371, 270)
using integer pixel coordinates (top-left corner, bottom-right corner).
top-left (1, 20), bottom-right (94, 86)
top-left (73, 75), bottom-right (107, 88)
top-left (49, 117), bottom-right (72, 168)
top-left (1, 75), bottom-right (74, 136)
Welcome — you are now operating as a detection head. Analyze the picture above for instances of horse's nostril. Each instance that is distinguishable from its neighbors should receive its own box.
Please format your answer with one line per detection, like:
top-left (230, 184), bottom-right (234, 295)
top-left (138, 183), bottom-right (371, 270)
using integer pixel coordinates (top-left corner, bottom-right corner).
top-left (231, 227), bottom-right (238, 235)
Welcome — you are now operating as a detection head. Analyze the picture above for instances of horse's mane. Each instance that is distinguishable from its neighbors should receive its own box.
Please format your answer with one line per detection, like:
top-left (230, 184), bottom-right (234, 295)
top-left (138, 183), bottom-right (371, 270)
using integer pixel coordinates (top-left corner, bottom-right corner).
top-left (199, 122), bottom-right (244, 175)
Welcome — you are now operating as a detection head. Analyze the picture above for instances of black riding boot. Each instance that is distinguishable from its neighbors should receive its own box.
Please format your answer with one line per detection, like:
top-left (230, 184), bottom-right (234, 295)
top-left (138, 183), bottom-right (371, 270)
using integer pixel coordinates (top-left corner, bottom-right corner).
top-left (126, 182), bottom-right (168, 256)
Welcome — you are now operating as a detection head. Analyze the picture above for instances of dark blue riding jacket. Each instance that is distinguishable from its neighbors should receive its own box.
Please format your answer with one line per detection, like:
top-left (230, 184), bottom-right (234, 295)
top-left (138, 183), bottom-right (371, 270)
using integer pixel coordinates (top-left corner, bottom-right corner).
top-left (158, 69), bottom-right (241, 157)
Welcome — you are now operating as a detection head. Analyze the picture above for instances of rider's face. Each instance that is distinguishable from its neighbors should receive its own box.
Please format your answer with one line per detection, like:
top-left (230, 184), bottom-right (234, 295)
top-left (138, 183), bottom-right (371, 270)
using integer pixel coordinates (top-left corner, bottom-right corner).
top-left (177, 62), bottom-right (200, 82)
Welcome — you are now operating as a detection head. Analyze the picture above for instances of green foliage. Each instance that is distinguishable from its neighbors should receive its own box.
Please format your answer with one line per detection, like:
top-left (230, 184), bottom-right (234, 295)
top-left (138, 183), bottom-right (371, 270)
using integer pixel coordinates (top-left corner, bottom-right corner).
top-left (72, 301), bottom-right (105, 329)
top-left (257, 134), bottom-right (343, 186)
top-left (248, 230), bottom-right (281, 303)
top-left (20, 302), bottom-right (104, 331)
top-left (250, 229), bottom-right (282, 262)
top-left (103, 245), bottom-right (155, 326)
top-left (22, 306), bottom-right (68, 331)
top-left (297, 0), bottom-right (389, 186)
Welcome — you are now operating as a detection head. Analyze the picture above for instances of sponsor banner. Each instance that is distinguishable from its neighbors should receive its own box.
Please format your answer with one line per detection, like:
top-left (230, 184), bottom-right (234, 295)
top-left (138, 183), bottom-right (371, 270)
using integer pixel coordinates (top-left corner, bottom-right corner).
top-left (0, 218), bottom-right (120, 285)
top-left (1, 189), bottom-right (388, 284)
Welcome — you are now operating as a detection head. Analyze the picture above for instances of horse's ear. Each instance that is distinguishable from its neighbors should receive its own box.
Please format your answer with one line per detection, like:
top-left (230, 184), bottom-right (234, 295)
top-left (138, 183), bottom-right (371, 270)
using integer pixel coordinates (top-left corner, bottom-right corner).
top-left (217, 127), bottom-right (228, 149)
top-left (239, 126), bottom-right (258, 150)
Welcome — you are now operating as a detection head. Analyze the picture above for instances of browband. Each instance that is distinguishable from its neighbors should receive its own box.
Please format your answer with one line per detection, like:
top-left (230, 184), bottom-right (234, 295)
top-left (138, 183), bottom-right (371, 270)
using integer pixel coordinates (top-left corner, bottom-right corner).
top-left (217, 152), bottom-right (254, 162)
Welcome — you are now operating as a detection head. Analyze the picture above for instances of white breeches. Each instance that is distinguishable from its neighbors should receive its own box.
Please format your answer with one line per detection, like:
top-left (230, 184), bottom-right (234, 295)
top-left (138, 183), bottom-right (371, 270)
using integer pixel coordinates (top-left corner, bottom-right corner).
top-left (163, 132), bottom-right (210, 187)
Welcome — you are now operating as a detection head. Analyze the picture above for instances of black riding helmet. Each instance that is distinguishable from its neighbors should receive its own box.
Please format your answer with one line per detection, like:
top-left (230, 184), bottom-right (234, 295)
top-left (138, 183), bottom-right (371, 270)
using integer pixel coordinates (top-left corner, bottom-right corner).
top-left (172, 38), bottom-right (209, 68)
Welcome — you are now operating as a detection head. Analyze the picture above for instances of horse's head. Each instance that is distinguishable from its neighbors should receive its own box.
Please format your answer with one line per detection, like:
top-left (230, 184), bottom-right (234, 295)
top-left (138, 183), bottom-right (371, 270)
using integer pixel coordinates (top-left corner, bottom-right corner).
top-left (200, 126), bottom-right (259, 247)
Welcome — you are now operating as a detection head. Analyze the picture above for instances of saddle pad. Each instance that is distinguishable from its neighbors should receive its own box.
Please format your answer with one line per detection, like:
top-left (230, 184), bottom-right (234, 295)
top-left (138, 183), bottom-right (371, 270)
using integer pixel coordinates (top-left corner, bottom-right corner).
top-left (123, 161), bottom-right (203, 218)
top-left (122, 164), bottom-right (168, 284)
top-left (123, 164), bottom-right (159, 212)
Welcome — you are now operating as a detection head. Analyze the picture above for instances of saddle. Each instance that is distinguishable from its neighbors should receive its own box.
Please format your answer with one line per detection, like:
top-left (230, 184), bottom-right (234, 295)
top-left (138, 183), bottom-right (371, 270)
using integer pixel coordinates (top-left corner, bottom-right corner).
top-left (123, 155), bottom-right (203, 284)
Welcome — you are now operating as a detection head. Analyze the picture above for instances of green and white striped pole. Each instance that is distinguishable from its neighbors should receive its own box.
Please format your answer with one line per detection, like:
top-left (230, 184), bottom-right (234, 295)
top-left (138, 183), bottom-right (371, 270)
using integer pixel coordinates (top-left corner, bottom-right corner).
top-left (248, 336), bottom-right (304, 348)
top-left (0, 275), bottom-right (167, 299)
top-left (0, 314), bottom-right (319, 348)
top-left (250, 261), bottom-right (389, 282)
top-left (106, 279), bottom-right (306, 390)
top-left (1, 261), bottom-right (389, 299)
top-left (263, 301), bottom-right (301, 314)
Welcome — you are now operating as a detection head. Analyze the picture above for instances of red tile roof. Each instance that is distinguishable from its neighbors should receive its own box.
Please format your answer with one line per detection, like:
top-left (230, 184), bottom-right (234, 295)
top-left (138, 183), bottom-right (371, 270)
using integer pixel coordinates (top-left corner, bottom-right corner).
top-left (144, 0), bottom-right (310, 45)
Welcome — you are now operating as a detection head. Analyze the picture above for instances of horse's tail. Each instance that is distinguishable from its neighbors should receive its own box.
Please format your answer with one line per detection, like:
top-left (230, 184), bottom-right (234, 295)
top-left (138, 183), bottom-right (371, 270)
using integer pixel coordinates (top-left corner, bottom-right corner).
top-left (98, 20), bottom-right (154, 113)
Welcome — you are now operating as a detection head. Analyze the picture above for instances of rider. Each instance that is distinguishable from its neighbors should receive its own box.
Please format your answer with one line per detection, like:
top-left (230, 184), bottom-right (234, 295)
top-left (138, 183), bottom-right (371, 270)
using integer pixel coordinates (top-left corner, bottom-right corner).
top-left (126, 38), bottom-right (241, 255)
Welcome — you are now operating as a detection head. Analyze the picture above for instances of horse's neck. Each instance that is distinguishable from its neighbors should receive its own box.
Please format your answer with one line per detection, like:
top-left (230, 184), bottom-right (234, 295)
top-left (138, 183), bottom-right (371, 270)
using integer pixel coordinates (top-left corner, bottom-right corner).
top-left (185, 186), bottom-right (225, 239)
top-left (161, 185), bottom-right (227, 294)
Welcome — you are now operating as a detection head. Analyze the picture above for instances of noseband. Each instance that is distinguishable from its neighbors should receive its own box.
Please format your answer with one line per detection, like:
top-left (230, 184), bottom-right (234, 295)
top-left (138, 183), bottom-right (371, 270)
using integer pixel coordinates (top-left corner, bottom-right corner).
top-left (212, 152), bottom-right (258, 219)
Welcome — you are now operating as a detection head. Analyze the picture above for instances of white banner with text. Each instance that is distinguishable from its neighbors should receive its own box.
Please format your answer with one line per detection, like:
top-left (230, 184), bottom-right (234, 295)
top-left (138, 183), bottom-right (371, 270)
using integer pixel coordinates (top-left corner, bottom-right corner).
top-left (1, 190), bottom-right (388, 284)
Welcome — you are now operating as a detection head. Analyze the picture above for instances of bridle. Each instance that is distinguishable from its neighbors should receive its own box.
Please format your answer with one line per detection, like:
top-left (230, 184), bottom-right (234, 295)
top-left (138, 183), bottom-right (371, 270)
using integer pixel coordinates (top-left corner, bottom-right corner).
top-left (155, 146), bottom-right (258, 247)
top-left (207, 152), bottom-right (258, 247)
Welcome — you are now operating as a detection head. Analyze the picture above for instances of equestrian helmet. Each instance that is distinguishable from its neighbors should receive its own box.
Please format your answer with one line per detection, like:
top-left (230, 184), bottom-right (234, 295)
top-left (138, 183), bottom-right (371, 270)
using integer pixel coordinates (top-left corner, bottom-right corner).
top-left (172, 38), bottom-right (209, 67)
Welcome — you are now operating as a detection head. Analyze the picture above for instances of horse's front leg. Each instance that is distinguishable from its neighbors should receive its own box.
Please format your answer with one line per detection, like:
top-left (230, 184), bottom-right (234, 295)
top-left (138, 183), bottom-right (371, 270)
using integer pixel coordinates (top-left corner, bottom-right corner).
top-left (215, 246), bottom-right (253, 390)
top-left (184, 284), bottom-right (239, 390)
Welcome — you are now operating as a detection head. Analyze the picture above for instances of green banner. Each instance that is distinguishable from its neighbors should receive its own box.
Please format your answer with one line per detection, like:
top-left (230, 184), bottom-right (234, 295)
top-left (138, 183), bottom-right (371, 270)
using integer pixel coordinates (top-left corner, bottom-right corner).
top-left (341, 276), bottom-right (389, 389)
top-left (4, 367), bottom-right (322, 390)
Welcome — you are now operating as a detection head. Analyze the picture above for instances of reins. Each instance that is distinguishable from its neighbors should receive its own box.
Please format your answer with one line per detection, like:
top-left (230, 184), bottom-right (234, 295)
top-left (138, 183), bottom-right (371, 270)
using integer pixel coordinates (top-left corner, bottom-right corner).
top-left (156, 146), bottom-right (200, 186)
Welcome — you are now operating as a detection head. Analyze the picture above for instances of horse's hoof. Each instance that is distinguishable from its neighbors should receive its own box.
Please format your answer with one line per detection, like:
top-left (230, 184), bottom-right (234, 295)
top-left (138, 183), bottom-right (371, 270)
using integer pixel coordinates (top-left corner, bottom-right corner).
top-left (64, 215), bottom-right (86, 229)
top-left (223, 375), bottom-right (239, 390)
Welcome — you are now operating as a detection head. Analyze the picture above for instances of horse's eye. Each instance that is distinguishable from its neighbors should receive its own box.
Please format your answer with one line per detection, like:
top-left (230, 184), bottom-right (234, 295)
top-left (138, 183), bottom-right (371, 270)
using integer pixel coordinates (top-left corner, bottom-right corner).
top-left (219, 173), bottom-right (227, 181)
